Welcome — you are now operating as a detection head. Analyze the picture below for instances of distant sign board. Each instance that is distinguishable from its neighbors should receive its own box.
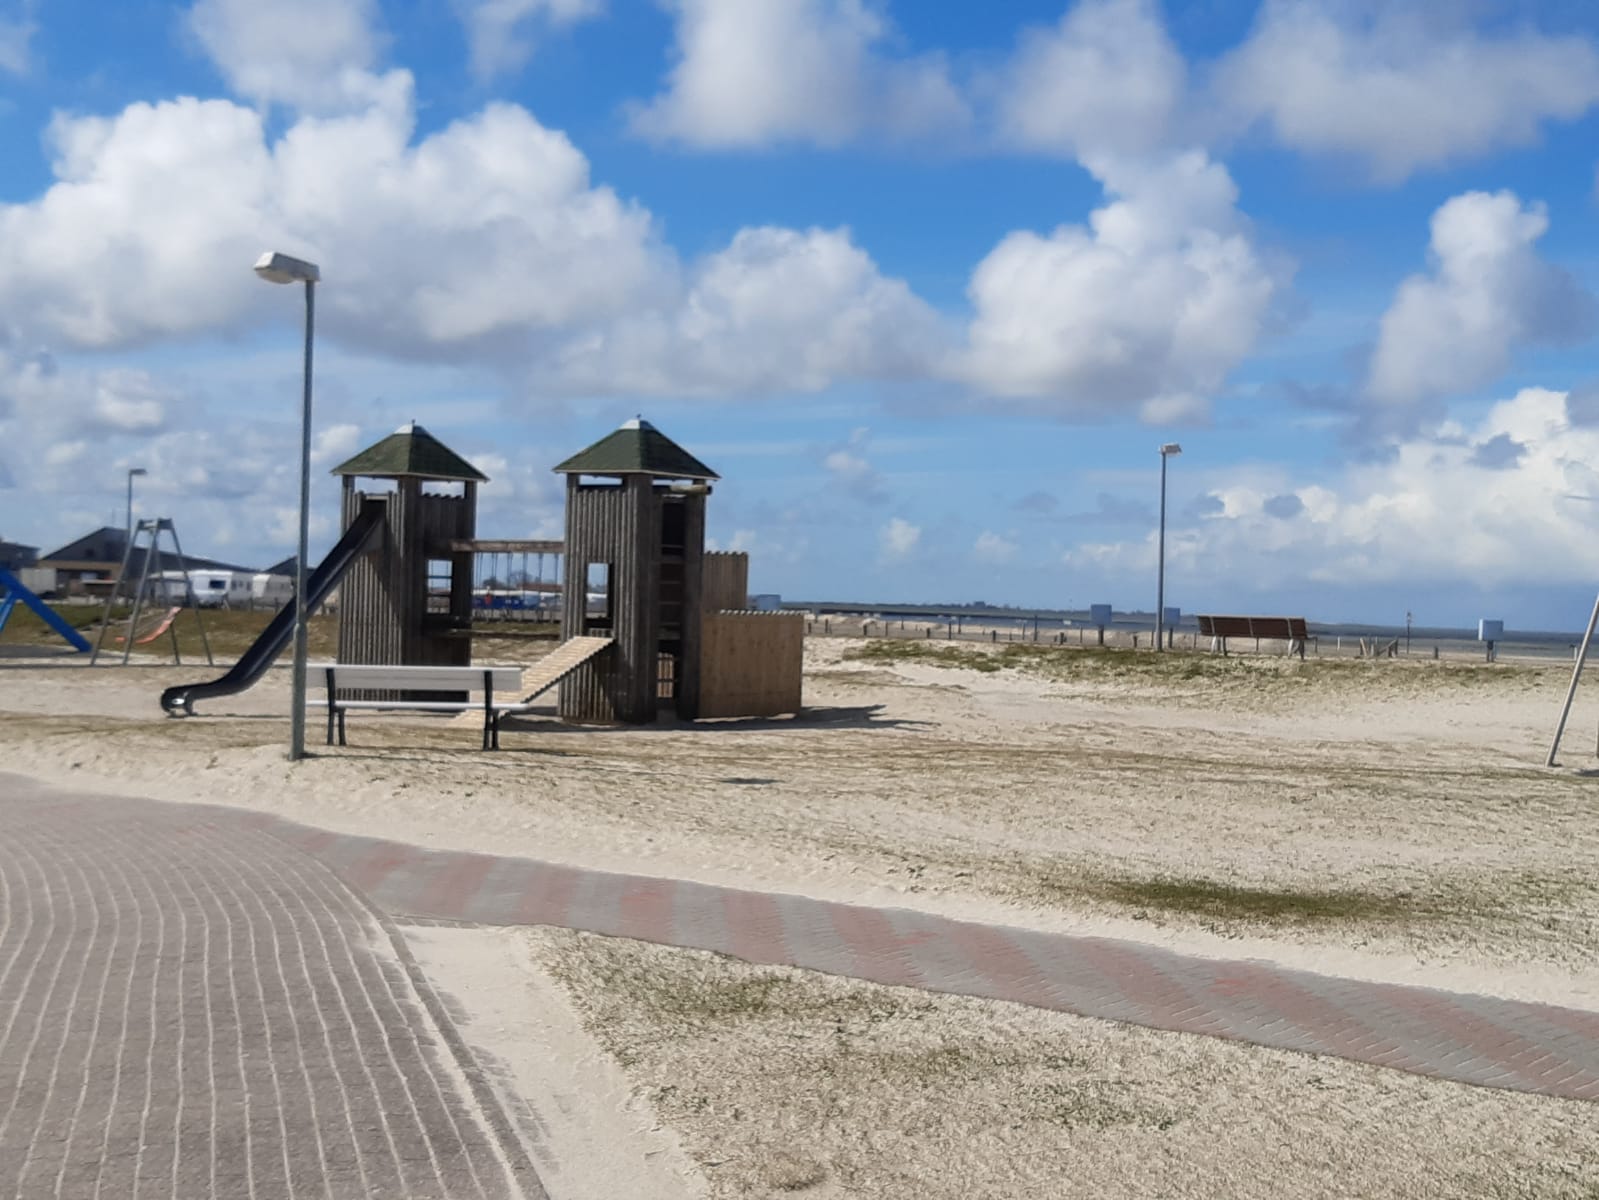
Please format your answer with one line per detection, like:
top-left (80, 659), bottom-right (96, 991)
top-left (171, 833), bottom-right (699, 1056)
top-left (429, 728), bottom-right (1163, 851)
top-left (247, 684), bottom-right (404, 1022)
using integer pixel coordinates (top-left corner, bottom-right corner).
top-left (751, 594), bottom-right (781, 612)
top-left (1163, 607), bottom-right (1181, 626)
top-left (1090, 604), bottom-right (1113, 625)
top-left (1478, 619), bottom-right (1504, 642)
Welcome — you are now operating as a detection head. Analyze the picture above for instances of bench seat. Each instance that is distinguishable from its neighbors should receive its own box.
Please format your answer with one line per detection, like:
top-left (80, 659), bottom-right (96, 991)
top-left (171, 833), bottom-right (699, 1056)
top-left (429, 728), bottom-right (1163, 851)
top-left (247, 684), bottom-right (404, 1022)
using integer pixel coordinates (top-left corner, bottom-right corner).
top-left (307, 663), bottom-right (526, 750)
top-left (1194, 615), bottom-right (1313, 659)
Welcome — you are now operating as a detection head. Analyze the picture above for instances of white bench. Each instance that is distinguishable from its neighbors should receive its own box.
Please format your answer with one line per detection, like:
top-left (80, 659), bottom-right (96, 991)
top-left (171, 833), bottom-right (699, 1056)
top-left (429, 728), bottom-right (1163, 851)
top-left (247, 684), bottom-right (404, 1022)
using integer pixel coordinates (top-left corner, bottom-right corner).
top-left (307, 663), bottom-right (526, 750)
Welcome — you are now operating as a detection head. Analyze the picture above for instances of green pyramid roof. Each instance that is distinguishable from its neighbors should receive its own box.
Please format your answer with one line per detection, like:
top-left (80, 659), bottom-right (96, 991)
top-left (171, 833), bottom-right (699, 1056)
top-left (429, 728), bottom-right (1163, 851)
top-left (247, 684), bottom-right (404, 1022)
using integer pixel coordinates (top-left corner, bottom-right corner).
top-left (553, 418), bottom-right (719, 480)
top-left (331, 422), bottom-right (488, 482)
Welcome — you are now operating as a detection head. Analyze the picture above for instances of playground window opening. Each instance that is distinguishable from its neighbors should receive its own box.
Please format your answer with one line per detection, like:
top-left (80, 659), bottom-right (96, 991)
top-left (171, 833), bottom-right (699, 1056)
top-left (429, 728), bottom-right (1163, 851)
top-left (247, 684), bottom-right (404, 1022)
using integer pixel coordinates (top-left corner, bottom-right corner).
top-left (661, 500), bottom-right (687, 555)
top-left (426, 559), bottom-right (453, 614)
top-left (585, 562), bottom-right (611, 628)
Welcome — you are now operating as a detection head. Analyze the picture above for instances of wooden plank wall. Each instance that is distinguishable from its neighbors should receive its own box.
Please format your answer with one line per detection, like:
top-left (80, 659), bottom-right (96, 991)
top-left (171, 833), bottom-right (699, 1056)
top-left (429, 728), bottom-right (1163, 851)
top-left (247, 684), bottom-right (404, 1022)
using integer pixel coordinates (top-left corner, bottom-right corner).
top-left (337, 483), bottom-right (400, 666)
top-left (698, 611), bottom-right (804, 718)
top-left (337, 481), bottom-right (476, 674)
top-left (559, 475), bottom-right (660, 723)
top-left (701, 551), bottom-right (748, 613)
top-left (676, 492), bottom-right (706, 720)
top-left (409, 487), bottom-right (474, 667)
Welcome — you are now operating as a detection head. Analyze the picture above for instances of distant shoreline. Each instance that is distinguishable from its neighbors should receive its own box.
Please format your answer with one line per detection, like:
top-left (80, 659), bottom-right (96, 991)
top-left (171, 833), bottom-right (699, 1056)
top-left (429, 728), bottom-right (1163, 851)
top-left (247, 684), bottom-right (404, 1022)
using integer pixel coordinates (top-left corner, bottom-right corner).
top-left (789, 602), bottom-right (1590, 656)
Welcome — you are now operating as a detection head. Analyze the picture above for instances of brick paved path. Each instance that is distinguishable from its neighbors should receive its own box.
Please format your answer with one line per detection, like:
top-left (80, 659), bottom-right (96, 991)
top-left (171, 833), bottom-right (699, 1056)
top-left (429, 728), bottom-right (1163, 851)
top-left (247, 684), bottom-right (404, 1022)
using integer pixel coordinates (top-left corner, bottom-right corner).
top-left (244, 808), bottom-right (1599, 1104)
top-left (0, 777), bottom-right (541, 1200)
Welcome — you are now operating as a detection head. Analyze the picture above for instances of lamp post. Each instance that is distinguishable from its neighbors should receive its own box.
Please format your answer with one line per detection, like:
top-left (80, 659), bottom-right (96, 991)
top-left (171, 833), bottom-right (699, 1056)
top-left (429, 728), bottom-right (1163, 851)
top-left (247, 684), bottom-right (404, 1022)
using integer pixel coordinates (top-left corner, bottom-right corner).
top-left (1155, 443), bottom-right (1182, 652)
top-left (254, 250), bottom-right (321, 762)
top-left (125, 467), bottom-right (147, 543)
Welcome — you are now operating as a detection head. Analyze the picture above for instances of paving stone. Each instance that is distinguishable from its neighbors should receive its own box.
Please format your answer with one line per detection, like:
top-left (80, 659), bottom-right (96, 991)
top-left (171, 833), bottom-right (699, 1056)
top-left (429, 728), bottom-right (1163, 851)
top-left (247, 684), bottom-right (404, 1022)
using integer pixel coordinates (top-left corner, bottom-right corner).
top-left (0, 777), bottom-right (539, 1200)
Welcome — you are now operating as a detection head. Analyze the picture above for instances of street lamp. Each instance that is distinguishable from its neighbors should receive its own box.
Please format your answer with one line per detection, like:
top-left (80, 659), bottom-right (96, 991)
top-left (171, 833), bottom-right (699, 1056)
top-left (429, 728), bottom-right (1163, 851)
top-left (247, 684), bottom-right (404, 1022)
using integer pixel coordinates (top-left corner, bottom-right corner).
top-left (254, 250), bottom-right (321, 762)
top-left (1155, 443), bottom-right (1182, 652)
top-left (125, 467), bottom-right (147, 543)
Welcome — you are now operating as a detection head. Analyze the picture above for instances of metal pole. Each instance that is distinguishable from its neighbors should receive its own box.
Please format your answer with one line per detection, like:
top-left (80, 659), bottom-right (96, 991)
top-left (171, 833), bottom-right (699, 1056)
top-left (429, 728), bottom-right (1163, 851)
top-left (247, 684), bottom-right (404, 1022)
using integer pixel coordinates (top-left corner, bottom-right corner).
top-left (289, 279), bottom-right (315, 762)
top-left (1155, 452), bottom-right (1168, 652)
top-left (122, 521), bottom-right (156, 667)
top-left (91, 523), bottom-right (140, 665)
top-left (1547, 589), bottom-right (1599, 766)
top-left (166, 521), bottom-right (213, 666)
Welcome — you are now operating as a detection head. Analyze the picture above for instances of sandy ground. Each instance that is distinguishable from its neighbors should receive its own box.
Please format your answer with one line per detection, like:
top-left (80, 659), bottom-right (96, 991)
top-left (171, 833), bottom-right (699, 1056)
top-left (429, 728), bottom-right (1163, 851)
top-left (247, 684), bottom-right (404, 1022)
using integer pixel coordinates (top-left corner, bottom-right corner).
top-left (4, 636), bottom-right (1599, 1195)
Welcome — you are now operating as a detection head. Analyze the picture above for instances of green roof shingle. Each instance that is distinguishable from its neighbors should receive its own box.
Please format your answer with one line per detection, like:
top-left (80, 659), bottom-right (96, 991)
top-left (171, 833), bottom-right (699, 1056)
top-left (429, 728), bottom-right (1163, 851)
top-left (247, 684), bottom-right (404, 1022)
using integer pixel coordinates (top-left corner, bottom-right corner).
top-left (331, 423), bottom-right (488, 482)
top-left (553, 418), bottom-right (719, 480)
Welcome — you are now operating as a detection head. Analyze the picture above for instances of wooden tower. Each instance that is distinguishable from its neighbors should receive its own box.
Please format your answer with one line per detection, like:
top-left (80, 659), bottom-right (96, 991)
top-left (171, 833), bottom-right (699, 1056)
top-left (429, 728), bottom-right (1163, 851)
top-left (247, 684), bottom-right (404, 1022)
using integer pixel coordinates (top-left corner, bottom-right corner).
top-left (554, 418), bottom-right (718, 724)
top-left (331, 423), bottom-right (487, 668)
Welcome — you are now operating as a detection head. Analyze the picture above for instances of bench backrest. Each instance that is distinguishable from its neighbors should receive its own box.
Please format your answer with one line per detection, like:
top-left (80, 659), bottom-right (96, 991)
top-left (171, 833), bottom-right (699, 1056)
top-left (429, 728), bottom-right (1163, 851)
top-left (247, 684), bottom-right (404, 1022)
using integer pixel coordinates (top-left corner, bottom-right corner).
top-left (1195, 615), bottom-right (1308, 640)
top-left (307, 664), bottom-right (523, 692)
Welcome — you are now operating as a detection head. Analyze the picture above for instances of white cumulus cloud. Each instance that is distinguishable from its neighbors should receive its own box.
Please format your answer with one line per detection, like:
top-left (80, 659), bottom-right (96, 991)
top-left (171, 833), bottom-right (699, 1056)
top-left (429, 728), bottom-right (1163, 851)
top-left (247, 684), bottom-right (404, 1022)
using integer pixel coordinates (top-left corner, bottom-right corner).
top-left (995, 0), bottom-right (1186, 158)
top-left (630, 0), bottom-right (968, 148)
top-left (1367, 190), bottom-right (1593, 409)
top-left (0, 79), bottom-right (933, 400)
top-left (187, 0), bottom-right (394, 113)
top-left (957, 151), bottom-right (1282, 421)
top-left (0, 83), bottom-right (667, 357)
top-left (1214, 1), bottom-right (1599, 182)
top-left (0, 1), bottom-right (35, 76)
top-left (880, 516), bottom-right (920, 561)
top-left (548, 226), bottom-right (940, 395)
top-left (1080, 388), bottom-right (1599, 596)
top-left (974, 530), bottom-right (1017, 564)
top-left (454, 0), bottom-right (605, 81)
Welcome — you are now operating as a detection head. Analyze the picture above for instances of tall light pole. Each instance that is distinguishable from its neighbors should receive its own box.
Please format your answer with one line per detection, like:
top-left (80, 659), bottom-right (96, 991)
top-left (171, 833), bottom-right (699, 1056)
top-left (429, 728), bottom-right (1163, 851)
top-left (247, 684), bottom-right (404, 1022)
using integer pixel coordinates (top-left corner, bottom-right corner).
top-left (1155, 443), bottom-right (1182, 652)
top-left (254, 250), bottom-right (321, 762)
top-left (124, 467), bottom-right (147, 544)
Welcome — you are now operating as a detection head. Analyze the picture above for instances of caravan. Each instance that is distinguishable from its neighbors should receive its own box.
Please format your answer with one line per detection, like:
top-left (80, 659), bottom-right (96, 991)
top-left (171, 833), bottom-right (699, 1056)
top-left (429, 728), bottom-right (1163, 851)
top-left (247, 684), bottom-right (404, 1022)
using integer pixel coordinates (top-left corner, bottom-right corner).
top-left (250, 573), bottom-right (294, 609)
top-left (158, 569), bottom-right (253, 608)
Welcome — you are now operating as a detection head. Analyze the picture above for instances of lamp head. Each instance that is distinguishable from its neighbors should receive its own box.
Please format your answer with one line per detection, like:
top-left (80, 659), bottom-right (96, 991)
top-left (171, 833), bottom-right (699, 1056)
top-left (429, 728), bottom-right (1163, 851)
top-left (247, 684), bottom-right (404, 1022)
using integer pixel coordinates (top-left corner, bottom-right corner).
top-left (254, 251), bottom-right (321, 285)
top-left (1159, 443), bottom-right (1182, 457)
top-left (128, 467), bottom-right (147, 478)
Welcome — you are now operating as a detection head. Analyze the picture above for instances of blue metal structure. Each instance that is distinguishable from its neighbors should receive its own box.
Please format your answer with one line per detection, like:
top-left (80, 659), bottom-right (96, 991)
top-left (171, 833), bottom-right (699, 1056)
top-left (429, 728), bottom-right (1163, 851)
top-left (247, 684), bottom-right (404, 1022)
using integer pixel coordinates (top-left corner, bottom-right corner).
top-left (0, 568), bottom-right (91, 652)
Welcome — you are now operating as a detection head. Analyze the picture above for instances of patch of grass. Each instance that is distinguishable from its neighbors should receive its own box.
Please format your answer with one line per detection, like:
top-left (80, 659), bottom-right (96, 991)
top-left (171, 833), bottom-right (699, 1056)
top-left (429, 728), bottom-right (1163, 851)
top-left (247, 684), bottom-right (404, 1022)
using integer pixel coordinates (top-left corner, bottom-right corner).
top-left (0, 602), bottom-right (344, 659)
top-left (1029, 1081), bottom-right (1180, 1131)
top-left (842, 637), bottom-right (1551, 694)
top-left (583, 951), bottom-right (932, 1028)
top-left (763, 1150), bottom-right (828, 1192)
top-left (1051, 872), bottom-right (1428, 926)
top-left (844, 639), bottom-right (1006, 672)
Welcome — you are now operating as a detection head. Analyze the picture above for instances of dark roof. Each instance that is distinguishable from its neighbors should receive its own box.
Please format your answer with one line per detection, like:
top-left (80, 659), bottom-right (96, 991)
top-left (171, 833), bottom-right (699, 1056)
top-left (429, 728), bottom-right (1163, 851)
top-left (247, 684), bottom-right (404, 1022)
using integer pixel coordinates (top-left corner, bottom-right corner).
top-left (331, 422), bottom-right (488, 482)
top-left (263, 556), bottom-right (298, 578)
top-left (40, 527), bottom-right (254, 573)
top-left (40, 527), bottom-right (126, 564)
top-left (553, 418), bottom-right (718, 480)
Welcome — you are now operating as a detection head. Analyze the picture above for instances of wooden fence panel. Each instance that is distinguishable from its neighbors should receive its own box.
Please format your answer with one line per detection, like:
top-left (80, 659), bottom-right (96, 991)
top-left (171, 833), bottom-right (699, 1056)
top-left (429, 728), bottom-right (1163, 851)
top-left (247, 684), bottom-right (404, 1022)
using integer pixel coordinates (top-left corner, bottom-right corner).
top-left (699, 611), bottom-right (803, 718)
top-left (702, 551), bottom-right (749, 614)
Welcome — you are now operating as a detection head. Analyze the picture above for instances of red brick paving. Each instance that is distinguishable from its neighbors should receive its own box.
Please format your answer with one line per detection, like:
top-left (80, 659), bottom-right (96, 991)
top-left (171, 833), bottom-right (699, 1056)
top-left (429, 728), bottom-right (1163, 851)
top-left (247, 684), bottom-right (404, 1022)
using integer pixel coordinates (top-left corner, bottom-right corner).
top-left (254, 804), bottom-right (1599, 1103)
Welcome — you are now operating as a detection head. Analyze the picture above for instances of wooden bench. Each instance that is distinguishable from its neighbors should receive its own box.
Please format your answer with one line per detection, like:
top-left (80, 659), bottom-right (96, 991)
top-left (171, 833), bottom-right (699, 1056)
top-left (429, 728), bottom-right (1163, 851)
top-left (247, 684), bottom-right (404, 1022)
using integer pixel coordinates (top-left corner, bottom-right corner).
top-left (306, 664), bottom-right (526, 750)
top-left (1195, 615), bottom-right (1312, 659)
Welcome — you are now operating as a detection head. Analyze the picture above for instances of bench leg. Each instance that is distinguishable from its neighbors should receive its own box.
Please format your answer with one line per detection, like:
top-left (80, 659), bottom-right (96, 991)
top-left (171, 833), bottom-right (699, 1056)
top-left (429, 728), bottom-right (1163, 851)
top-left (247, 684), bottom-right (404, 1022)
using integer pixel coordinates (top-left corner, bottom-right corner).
top-left (326, 703), bottom-right (336, 746)
top-left (338, 709), bottom-right (348, 747)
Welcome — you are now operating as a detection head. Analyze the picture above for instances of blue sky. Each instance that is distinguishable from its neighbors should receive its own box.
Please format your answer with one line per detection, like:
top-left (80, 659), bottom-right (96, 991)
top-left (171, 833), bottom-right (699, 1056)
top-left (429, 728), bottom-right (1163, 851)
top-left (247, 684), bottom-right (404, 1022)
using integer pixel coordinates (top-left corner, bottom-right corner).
top-left (3, 0), bottom-right (1599, 627)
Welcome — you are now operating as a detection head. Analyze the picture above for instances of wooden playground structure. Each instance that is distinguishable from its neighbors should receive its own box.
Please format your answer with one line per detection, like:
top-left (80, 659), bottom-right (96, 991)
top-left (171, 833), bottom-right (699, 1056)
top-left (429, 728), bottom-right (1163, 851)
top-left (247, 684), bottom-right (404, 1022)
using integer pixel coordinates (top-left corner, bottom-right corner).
top-left (162, 418), bottom-right (804, 728)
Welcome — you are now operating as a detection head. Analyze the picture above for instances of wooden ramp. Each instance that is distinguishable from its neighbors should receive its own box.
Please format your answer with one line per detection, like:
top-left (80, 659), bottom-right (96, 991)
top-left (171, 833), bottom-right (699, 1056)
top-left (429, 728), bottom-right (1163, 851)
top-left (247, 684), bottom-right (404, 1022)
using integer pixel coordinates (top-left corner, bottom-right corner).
top-left (450, 635), bottom-right (614, 729)
top-left (513, 635), bottom-right (614, 703)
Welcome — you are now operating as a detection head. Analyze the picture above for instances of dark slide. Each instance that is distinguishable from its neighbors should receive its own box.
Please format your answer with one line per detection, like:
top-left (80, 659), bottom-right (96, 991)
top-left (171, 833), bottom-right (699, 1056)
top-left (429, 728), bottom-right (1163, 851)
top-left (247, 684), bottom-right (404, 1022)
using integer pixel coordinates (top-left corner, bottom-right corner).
top-left (160, 507), bottom-right (386, 716)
